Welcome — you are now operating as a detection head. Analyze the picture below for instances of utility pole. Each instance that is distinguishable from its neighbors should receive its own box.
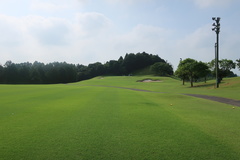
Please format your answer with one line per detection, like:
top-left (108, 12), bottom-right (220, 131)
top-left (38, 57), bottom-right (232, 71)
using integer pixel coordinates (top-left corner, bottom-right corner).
top-left (212, 17), bottom-right (220, 88)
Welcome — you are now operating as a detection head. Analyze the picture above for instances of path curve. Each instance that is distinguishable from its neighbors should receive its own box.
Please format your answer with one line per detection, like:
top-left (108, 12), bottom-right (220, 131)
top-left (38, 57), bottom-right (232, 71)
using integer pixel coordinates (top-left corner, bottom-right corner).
top-left (184, 94), bottom-right (240, 107)
top-left (75, 84), bottom-right (240, 107)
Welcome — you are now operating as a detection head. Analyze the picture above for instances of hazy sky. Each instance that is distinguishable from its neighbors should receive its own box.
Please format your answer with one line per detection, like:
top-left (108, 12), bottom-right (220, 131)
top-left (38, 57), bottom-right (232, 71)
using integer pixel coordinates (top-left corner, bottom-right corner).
top-left (0, 0), bottom-right (240, 74)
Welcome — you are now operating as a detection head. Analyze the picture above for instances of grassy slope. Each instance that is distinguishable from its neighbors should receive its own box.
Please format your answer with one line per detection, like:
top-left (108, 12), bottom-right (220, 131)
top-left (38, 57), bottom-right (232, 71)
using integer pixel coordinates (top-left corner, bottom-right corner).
top-left (0, 76), bottom-right (240, 159)
top-left (78, 76), bottom-right (240, 100)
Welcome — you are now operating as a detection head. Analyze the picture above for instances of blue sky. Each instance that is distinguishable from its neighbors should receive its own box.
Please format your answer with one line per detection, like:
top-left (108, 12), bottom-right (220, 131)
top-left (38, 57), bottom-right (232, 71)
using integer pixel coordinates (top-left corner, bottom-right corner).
top-left (0, 0), bottom-right (240, 74)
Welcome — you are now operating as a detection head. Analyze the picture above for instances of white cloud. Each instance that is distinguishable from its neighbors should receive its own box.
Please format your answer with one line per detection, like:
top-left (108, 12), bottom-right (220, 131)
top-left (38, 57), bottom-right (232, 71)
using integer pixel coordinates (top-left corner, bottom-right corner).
top-left (0, 0), bottom-right (239, 76)
top-left (175, 24), bottom-right (215, 62)
top-left (0, 12), bottom-right (116, 64)
top-left (27, 16), bottom-right (71, 46)
top-left (220, 30), bottom-right (240, 61)
top-left (0, 15), bottom-right (23, 47)
top-left (114, 24), bottom-right (172, 54)
top-left (75, 12), bottom-right (113, 37)
top-left (0, 12), bottom-right (221, 70)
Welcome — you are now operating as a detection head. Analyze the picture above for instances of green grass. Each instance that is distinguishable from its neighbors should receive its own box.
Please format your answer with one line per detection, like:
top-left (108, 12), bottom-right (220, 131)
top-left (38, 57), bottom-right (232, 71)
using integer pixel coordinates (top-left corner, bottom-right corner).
top-left (78, 76), bottom-right (240, 100)
top-left (0, 76), bottom-right (240, 159)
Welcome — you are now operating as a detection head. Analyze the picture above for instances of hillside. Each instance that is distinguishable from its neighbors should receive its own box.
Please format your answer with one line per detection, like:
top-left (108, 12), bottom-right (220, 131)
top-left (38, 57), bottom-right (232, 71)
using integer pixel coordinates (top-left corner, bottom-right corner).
top-left (0, 52), bottom-right (169, 84)
top-left (77, 76), bottom-right (240, 100)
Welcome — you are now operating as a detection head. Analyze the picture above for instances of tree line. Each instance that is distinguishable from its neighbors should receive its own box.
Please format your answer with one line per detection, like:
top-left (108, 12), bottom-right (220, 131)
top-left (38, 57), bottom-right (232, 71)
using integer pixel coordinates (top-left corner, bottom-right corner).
top-left (0, 52), bottom-right (168, 84)
top-left (1, 51), bottom-right (239, 85)
top-left (175, 58), bottom-right (239, 87)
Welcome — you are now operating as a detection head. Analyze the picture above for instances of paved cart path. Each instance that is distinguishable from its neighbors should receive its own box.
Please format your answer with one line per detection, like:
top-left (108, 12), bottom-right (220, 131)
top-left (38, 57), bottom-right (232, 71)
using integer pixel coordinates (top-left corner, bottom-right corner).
top-left (183, 94), bottom-right (240, 107)
top-left (73, 84), bottom-right (240, 107)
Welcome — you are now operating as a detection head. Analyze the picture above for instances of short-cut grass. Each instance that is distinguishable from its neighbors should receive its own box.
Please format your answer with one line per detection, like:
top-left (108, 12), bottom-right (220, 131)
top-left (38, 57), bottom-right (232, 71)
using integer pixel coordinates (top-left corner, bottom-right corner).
top-left (0, 76), bottom-right (240, 159)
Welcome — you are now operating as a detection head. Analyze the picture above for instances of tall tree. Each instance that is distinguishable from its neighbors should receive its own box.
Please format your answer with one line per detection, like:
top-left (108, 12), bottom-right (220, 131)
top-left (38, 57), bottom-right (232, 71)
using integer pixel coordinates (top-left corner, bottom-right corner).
top-left (0, 64), bottom-right (4, 83)
top-left (219, 59), bottom-right (236, 71)
top-left (175, 58), bottom-right (209, 87)
top-left (105, 60), bottom-right (121, 75)
top-left (208, 59), bottom-right (236, 82)
top-left (175, 58), bottom-right (197, 87)
top-left (122, 52), bottom-right (165, 75)
top-left (175, 66), bottom-right (188, 85)
top-left (18, 62), bottom-right (32, 83)
top-left (76, 64), bottom-right (89, 81)
top-left (236, 59), bottom-right (240, 70)
top-left (4, 61), bottom-right (19, 83)
top-left (122, 53), bottom-right (136, 74)
top-left (151, 62), bottom-right (173, 76)
top-left (219, 59), bottom-right (236, 79)
top-left (194, 61), bottom-right (211, 83)
top-left (88, 62), bottom-right (105, 77)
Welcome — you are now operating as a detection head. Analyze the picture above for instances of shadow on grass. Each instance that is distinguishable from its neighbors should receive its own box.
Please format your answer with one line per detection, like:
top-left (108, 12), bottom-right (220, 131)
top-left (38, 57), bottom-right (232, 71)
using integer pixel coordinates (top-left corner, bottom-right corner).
top-left (187, 83), bottom-right (216, 88)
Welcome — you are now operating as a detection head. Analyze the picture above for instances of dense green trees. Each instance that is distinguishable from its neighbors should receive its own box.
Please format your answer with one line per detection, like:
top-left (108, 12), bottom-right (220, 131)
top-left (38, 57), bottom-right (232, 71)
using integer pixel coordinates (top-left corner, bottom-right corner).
top-left (151, 62), bottom-right (173, 76)
top-left (1, 53), bottom-right (237, 85)
top-left (0, 52), bottom-right (167, 84)
top-left (122, 52), bottom-right (165, 74)
top-left (219, 59), bottom-right (236, 79)
top-left (208, 59), bottom-right (236, 82)
top-left (0, 61), bottom-right (77, 84)
top-left (236, 59), bottom-right (240, 70)
top-left (175, 58), bottom-right (210, 87)
top-left (175, 58), bottom-right (237, 87)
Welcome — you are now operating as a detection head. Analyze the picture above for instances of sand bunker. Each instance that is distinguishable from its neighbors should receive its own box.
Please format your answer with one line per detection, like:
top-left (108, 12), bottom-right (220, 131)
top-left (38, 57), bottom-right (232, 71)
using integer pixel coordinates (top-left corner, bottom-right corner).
top-left (137, 79), bottom-right (162, 82)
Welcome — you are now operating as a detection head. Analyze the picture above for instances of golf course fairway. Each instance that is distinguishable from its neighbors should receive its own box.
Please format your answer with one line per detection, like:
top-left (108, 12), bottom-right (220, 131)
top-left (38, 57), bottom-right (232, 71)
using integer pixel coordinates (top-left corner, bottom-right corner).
top-left (0, 76), bottom-right (240, 160)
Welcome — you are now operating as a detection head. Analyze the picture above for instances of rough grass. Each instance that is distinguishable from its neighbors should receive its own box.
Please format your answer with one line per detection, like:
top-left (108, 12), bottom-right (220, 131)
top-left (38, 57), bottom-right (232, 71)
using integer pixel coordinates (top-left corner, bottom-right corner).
top-left (0, 76), bottom-right (240, 159)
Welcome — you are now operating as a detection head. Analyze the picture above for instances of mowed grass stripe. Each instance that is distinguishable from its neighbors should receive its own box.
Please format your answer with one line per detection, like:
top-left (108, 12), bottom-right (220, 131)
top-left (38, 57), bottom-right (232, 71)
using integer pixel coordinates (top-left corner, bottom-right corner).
top-left (0, 84), bottom-right (239, 159)
top-left (169, 94), bottom-right (240, 156)
top-left (0, 85), bottom-right (95, 159)
top-left (114, 91), bottom-right (239, 160)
